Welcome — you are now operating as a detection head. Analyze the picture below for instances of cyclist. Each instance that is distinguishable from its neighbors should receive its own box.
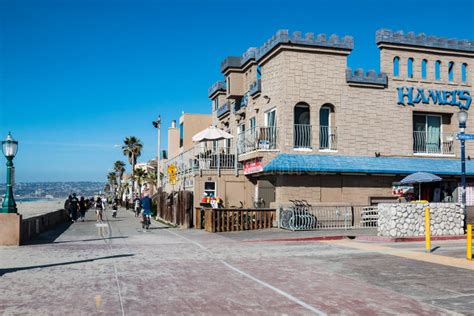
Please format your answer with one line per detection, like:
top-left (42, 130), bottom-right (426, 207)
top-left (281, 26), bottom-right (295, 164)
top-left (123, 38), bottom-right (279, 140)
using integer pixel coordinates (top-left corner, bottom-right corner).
top-left (140, 194), bottom-right (152, 230)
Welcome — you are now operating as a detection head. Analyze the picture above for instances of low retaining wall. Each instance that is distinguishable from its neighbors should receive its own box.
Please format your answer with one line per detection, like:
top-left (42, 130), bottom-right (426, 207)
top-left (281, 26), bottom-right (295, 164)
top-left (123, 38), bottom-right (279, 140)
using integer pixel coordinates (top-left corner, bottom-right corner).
top-left (0, 209), bottom-right (68, 246)
top-left (378, 203), bottom-right (464, 238)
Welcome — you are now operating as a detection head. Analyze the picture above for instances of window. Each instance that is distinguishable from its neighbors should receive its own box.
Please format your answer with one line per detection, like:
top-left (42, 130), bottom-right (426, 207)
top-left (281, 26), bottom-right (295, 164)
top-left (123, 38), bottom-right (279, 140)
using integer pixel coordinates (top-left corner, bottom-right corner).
top-left (204, 182), bottom-right (216, 198)
top-left (462, 63), bottom-right (468, 84)
top-left (179, 123), bottom-right (184, 147)
top-left (421, 59), bottom-right (427, 80)
top-left (263, 109), bottom-right (277, 149)
top-left (257, 65), bottom-right (262, 79)
top-left (212, 98), bottom-right (219, 111)
top-left (448, 61), bottom-right (454, 82)
top-left (393, 57), bottom-right (400, 77)
top-left (226, 76), bottom-right (231, 94)
top-left (435, 61), bottom-right (441, 81)
top-left (265, 108), bottom-right (276, 127)
top-left (407, 58), bottom-right (414, 78)
top-left (294, 103), bottom-right (311, 149)
top-left (413, 114), bottom-right (443, 154)
top-left (319, 105), bottom-right (333, 150)
top-left (249, 117), bottom-right (256, 130)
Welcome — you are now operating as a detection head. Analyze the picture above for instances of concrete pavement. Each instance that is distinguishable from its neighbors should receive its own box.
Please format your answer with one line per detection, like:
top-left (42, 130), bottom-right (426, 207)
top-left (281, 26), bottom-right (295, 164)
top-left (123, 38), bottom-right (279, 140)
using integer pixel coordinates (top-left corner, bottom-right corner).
top-left (1, 207), bottom-right (473, 315)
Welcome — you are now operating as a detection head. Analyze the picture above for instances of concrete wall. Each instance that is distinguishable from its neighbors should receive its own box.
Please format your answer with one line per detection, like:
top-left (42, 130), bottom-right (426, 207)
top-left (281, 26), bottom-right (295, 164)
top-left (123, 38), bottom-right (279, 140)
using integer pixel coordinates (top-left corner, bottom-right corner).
top-left (180, 113), bottom-right (212, 153)
top-left (0, 209), bottom-right (69, 246)
top-left (378, 203), bottom-right (464, 237)
top-left (272, 174), bottom-right (398, 206)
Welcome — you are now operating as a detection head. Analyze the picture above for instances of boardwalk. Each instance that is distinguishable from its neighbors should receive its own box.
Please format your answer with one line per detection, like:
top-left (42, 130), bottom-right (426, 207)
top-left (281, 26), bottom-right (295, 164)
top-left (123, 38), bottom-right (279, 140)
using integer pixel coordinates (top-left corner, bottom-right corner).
top-left (1, 208), bottom-right (473, 315)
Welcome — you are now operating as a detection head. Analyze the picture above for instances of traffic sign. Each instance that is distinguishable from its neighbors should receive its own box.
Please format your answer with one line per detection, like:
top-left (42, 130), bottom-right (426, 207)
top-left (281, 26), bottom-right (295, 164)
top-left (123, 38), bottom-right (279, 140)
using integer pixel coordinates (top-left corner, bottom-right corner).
top-left (456, 133), bottom-right (474, 141)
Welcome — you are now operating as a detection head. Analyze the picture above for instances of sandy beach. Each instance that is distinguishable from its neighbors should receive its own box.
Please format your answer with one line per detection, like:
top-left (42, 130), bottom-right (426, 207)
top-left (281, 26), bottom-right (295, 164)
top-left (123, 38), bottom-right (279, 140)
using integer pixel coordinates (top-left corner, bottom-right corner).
top-left (16, 199), bottom-right (65, 219)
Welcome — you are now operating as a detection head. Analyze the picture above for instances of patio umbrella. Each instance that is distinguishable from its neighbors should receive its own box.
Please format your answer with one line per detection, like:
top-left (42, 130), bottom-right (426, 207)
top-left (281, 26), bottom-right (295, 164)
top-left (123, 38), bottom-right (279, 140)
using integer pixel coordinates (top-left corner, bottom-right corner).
top-left (400, 172), bottom-right (442, 200)
top-left (192, 126), bottom-right (233, 142)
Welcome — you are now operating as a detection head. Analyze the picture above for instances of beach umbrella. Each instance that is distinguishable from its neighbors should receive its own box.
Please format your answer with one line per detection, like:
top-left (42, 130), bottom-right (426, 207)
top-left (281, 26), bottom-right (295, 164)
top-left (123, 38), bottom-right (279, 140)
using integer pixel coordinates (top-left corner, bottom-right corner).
top-left (400, 172), bottom-right (442, 200)
top-left (192, 126), bottom-right (233, 143)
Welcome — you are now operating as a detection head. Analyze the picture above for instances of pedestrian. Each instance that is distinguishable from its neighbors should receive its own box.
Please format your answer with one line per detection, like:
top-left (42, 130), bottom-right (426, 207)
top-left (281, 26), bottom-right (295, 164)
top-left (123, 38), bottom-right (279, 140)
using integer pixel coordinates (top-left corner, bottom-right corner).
top-left (125, 197), bottom-right (129, 210)
top-left (64, 195), bottom-right (72, 219)
top-left (112, 200), bottom-right (118, 218)
top-left (133, 195), bottom-right (141, 217)
top-left (95, 196), bottom-right (105, 223)
top-left (70, 193), bottom-right (79, 222)
top-left (78, 196), bottom-right (87, 222)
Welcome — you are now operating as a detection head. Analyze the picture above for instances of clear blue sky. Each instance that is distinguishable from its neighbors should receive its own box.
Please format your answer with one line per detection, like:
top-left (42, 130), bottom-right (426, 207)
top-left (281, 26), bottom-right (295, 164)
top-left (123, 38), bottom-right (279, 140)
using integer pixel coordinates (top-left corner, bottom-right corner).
top-left (0, 0), bottom-right (473, 182)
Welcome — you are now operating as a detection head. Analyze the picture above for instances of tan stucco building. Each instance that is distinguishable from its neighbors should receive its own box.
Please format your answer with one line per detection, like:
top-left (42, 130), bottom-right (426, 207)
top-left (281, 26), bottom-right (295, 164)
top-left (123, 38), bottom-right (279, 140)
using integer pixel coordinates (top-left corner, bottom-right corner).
top-left (206, 29), bottom-right (473, 208)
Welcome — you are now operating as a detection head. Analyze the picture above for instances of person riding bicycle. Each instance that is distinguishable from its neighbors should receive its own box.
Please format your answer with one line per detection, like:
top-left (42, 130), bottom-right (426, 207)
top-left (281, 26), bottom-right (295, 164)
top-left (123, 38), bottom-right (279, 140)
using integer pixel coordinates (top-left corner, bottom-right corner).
top-left (140, 194), bottom-right (152, 229)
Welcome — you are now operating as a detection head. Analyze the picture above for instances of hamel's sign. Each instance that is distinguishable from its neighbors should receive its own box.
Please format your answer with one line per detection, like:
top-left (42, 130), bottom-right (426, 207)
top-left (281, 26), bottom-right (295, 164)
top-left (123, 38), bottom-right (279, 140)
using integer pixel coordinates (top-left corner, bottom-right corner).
top-left (397, 86), bottom-right (472, 110)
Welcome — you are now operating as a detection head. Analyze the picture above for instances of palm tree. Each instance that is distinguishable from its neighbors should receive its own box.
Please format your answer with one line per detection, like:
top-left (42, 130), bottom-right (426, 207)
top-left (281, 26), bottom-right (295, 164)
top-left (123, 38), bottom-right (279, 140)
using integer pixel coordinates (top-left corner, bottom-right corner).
top-left (114, 160), bottom-right (126, 197)
top-left (107, 172), bottom-right (117, 195)
top-left (133, 168), bottom-right (147, 194)
top-left (122, 136), bottom-right (143, 196)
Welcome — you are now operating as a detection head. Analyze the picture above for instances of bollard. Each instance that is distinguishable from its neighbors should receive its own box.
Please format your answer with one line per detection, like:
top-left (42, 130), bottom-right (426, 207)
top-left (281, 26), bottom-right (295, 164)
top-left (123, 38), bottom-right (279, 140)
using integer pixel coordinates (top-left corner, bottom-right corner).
top-left (467, 224), bottom-right (472, 260)
top-left (425, 207), bottom-right (431, 253)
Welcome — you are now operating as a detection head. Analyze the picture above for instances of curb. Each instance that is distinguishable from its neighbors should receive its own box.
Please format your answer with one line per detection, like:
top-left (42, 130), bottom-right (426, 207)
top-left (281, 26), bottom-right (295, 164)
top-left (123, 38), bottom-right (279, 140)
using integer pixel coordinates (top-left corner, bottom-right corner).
top-left (242, 234), bottom-right (467, 243)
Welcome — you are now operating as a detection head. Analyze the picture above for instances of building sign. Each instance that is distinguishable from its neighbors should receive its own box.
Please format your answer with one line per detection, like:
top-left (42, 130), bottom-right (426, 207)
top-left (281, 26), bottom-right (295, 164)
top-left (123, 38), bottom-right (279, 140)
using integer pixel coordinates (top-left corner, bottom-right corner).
top-left (244, 158), bottom-right (263, 175)
top-left (397, 86), bottom-right (471, 110)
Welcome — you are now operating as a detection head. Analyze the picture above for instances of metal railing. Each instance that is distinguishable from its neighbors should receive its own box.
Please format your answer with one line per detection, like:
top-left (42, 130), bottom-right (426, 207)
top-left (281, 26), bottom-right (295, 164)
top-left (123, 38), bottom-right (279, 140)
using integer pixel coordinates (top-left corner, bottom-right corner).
top-left (413, 131), bottom-right (455, 155)
top-left (279, 201), bottom-right (378, 230)
top-left (237, 126), bottom-right (278, 154)
top-left (294, 124), bottom-right (312, 149)
top-left (163, 146), bottom-right (242, 183)
top-left (319, 126), bottom-right (337, 150)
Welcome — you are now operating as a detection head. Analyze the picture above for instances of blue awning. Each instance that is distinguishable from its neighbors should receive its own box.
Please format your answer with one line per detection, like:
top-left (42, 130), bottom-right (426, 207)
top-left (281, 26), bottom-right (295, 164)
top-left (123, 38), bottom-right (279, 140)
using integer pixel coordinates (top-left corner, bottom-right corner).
top-left (263, 154), bottom-right (474, 176)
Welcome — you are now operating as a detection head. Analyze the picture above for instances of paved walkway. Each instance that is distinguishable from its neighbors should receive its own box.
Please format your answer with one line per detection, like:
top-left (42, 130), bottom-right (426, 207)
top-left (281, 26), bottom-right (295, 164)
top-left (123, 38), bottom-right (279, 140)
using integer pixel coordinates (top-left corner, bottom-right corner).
top-left (1, 208), bottom-right (473, 315)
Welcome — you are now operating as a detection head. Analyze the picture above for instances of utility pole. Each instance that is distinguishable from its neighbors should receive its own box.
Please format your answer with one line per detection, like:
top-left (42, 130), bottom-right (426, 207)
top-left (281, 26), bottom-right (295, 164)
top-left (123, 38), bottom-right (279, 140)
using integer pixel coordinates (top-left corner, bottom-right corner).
top-left (153, 115), bottom-right (161, 193)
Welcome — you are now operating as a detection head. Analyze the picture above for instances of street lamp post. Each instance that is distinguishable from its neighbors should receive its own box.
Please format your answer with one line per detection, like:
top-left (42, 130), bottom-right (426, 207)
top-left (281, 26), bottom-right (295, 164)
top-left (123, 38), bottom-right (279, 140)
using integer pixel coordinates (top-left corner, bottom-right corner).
top-left (457, 110), bottom-right (468, 230)
top-left (152, 115), bottom-right (161, 192)
top-left (1, 132), bottom-right (18, 213)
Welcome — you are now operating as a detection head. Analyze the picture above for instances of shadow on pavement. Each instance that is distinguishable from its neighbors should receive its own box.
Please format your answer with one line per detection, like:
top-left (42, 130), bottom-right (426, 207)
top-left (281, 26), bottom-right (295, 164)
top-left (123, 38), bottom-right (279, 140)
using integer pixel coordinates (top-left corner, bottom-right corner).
top-left (23, 221), bottom-right (73, 245)
top-left (148, 227), bottom-right (170, 230)
top-left (0, 254), bottom-right (135, 277)
top-left (50, 236), bottom-right (129, 244)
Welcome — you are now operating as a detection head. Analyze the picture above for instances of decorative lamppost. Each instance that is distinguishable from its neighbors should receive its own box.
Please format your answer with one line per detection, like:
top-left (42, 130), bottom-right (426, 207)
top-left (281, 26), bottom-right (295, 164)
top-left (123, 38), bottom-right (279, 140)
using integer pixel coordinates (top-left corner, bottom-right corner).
top-left (457, 110), bottom-right (468, 229)
top-left (1, 132), bottom-right (18, 213)
top-left (152, 115), bottom-right (161, 192)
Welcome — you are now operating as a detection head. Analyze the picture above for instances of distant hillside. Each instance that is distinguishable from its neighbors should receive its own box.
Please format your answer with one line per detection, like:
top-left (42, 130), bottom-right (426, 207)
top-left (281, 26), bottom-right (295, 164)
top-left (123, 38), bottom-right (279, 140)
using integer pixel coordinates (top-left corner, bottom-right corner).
top-left (0, 182), bottom-right (106, 199)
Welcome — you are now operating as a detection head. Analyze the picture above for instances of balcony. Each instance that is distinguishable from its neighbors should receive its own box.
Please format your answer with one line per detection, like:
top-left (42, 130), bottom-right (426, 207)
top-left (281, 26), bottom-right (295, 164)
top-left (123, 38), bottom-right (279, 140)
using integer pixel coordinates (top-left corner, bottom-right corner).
top-left (293, 125), bottom-right (337, 151)
top-left (237, 126), bottom-right (278, 155)
top-left (413, 131), bottom-right (455, 155)
top-left (249, 79), bottom-right (261, 96)
top-left (208, 80), bottom-right (226, 98)
top-left (216, 102), bottom-right (230, 118)
top-left (163, 146), bottom-right (242, 183)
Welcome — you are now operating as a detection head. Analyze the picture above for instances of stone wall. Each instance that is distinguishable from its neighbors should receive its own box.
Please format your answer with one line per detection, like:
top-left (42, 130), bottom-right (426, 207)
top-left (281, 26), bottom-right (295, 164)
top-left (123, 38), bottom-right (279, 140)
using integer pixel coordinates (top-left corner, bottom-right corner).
top-left (378, 203), bottom-right (464, 237)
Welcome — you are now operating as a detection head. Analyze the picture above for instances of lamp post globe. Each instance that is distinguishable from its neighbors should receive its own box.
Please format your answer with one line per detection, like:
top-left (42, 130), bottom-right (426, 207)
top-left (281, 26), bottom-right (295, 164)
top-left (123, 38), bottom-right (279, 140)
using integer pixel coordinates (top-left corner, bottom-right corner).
top-left (1, 132), bottom-right (18, 213)
top-left (457, 110), bottom-right (468, 129)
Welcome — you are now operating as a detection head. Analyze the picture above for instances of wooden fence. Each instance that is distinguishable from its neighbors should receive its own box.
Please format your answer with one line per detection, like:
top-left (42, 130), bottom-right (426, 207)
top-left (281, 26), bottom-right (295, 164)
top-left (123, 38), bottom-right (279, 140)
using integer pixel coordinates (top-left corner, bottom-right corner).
top-left (156, 190), bottom-right (193, 228)
top-left (201, 208), bottom-right (276, 233)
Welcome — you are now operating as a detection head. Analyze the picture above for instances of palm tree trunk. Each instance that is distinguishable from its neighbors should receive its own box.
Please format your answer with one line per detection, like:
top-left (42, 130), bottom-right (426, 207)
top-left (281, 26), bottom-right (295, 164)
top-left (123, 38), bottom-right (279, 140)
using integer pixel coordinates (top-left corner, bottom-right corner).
top-left (131, 152), bottom-right (135, 198)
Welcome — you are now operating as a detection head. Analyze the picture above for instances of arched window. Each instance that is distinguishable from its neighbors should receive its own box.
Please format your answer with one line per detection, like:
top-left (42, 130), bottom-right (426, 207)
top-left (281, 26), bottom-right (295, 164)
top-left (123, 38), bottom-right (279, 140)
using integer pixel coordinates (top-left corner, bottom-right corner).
top-left (462, 63), bottom-right (468, 84)
top-left (393, 57), bottom-right (400, 77)
top-left (319, 104), bottom-right (335, 150)
top-left (421, 59), bottom-right (428, 80)
top-left (448, 61), bottom-right (454, 82)
top-left (294, 103), bottom-right (311, 149)
top-left (407, 58), bottom-right (414, 78)
top-left (435, 60), bottom-right (441, 81)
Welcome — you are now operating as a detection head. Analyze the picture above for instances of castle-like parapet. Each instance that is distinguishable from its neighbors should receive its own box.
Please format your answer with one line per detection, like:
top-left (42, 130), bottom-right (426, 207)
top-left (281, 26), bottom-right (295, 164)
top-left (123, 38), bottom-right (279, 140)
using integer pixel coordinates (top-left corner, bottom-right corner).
top-left (221, 29), bottom-right (354, 72)
top-left (208, 80), bottom-right (226, 98)
top-left (346, 68), bottom-right (387, 87)
top-left (376, 29), bottom-right (474, 52)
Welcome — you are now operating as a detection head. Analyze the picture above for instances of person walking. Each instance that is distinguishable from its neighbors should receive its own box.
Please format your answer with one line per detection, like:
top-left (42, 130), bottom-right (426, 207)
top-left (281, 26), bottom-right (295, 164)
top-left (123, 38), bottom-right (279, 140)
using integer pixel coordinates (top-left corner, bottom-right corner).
top-left (133, 195), bottom-right (141, 217)
top-left (111, 200), bottom-right (118, 218)
top-left (78, 196), bottom-right (87, 222)
top-left (64, 195), bottom-right (72, 219)
top-left (95, 196), bottom-right (105, 223)
top-left (70, 193), bottom-right (79, 222)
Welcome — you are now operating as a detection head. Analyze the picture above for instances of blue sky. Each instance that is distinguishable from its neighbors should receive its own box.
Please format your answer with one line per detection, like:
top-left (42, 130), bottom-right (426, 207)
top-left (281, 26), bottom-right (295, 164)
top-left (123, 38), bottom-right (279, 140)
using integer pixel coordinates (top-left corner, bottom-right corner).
top-left (0, 0), bottom-right (473, 182)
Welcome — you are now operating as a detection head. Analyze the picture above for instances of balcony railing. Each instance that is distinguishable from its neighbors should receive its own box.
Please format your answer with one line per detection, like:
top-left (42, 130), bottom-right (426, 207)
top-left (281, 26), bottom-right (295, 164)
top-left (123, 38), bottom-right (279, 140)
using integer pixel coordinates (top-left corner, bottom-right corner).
top-left (249, 79), bottom-right (261, 96)
top-left (216, 102), bottom-right (230, 118)
top-left (294, 124), bottom-right (312, 149)
top-left (413, 131), bottom-right (455, 155)
top-left (237, 126), bottom-right (278, 155)
top-left (319, 126), bottom-right (337, 150)
top-left (163, 146), bottom-right (242, 183)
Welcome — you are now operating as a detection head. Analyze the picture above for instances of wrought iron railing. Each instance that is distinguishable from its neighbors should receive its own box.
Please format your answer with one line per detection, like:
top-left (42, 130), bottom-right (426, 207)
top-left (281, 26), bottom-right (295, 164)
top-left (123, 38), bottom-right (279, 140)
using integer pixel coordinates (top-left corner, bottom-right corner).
top-left (413, 131), bottom-right (455, 155)
top-left (319, 126), bottom-right (337, 150)
top-left (294, 124), bottom-right (312, 149)
top-left (237, 126), bottom-right (278, 154)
